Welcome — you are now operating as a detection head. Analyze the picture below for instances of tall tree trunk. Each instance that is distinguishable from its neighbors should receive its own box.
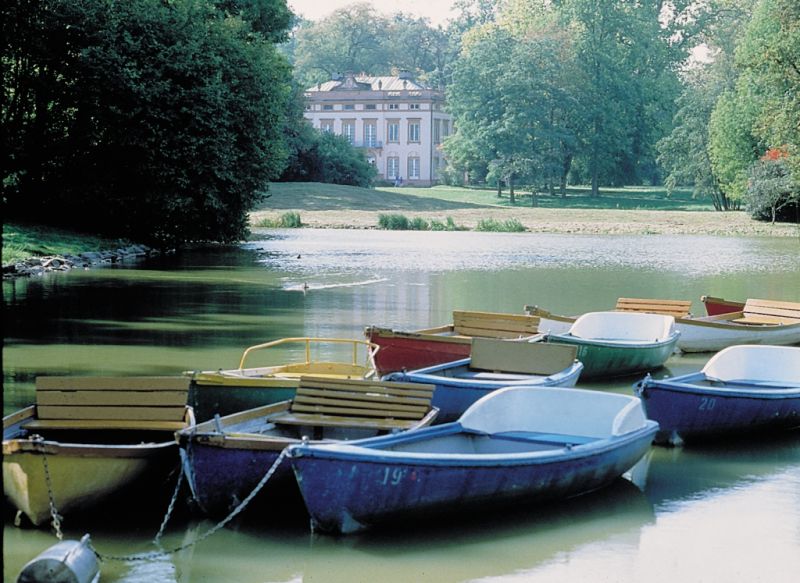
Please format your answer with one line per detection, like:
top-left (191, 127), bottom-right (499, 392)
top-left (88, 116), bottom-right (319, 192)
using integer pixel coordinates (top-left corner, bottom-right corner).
top-left (508, 174), bottom-right (515, 204)
top-left (560, 152), bottom-right (572, 198)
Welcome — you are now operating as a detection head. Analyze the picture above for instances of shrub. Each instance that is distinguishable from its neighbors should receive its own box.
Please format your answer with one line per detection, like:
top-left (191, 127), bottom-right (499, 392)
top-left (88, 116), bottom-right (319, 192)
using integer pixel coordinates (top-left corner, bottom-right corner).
top-left (378, 214), bottom-right (410, 230)
top-left (745, 157), bottom-right (799, 223)
top-left (409, 217), bottom-right (429, 230)
top-left (255, 212), bottom-right (303, 228)
top-left (475, 218), bottom-right (526, 232)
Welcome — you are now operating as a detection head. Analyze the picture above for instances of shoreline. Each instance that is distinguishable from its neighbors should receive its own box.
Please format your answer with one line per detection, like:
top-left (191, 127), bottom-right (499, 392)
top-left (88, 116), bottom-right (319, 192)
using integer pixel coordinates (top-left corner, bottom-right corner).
top-left (249, 208), bottom-right (800, 238)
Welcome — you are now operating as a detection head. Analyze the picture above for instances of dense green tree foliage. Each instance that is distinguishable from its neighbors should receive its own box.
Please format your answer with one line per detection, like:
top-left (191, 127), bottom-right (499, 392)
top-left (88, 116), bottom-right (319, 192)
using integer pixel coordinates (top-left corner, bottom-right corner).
top-left (2, 0), bottom-right (293, 246)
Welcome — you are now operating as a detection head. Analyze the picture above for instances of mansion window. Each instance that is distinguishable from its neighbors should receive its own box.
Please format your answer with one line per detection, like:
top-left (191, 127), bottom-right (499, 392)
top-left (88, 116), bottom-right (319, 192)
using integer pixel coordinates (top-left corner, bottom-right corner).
top-left (364, 122), bottom-right (377, 147)
top-left (408, 120), bottom-right (420, 143)
top-left (388, 103), bottom-right (400, 110)
top-left (344, 104), bottom-right (355, 110)
top-left (387, 121), bottom-right (399, 143)
top-left (320, 120), bottom-right (334, 133)
top-left (322, 104), bottom-right (333, 111)
top-left (342, 120), bottom-right (355, 144)
top-left (387, 156), bottom-right (400, 179)
top-left (434, 119), bottom-right (441, 144)
top-left (409, 103), bottom-right (420, 110)
top-left (408, 157), bottom-right (420, 179)
top-left (365, 104), bottom-right (377, 110)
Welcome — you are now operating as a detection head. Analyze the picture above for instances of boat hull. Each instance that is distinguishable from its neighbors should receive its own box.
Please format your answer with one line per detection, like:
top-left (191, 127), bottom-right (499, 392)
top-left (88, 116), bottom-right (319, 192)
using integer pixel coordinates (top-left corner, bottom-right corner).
top-left (3, 439), bottom-right (178, 526)
top-left (387, 359), bottom-right (583, 423)
top-left (534, 307), bottom-right (800, 354)
top-left (289, 423), bottom-right (657, 534)
top-left (545, 335), bottom-right (678, 379)
top-left (366, 327), bottom-right (471, 376)
top-left (636, 380), bottom-right (800, 444)
top-left (673, 319), bottom-right (800, 353)
top-left (181, 438), bottom-right (293, 516)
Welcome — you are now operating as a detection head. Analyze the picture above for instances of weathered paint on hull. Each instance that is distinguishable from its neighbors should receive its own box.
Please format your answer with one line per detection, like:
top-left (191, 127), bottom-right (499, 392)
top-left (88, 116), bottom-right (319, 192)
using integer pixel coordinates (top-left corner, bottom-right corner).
top-left (546, 336), bottom-right (678, 379)
top-left (182, 441), bottom-right (293, 517)
top-left (637, 382), bottom-right (800, 444)
top-left (289, 426), bottom-right (657, 534)
top-left (367, 330), bottom-right (471, 376)
top-left (3, 447), bottom-right (176, 526)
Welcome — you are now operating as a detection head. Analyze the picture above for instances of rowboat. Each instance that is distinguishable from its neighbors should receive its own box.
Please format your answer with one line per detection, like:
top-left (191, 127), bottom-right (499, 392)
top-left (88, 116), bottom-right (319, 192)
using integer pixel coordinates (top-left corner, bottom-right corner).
top-left (366, 310), bottom-right (541, 376)
top-left (528, 298), bottom-right (800, 353)
top-left (539, 312), bottom-right (679, 379)
top-left (3, 376), bottom-right (194, 527)
top-left (287, 385), bottom-right (658, 534)
top-left (635, 345), bottom-right (800, 445)
top-left (384, 338), bottom-right (583, 422)
top-left (700, 295), bottom-right (744, 316)
top-left (184, 337), bottom-right (378, 421)
top-left (176, 376), bottom-right (438, 517)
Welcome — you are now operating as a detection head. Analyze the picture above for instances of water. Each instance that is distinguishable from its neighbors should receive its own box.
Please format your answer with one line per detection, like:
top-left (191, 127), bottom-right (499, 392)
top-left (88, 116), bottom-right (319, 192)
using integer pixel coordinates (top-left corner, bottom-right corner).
top-left (4, 229), bottom-right (800, 582)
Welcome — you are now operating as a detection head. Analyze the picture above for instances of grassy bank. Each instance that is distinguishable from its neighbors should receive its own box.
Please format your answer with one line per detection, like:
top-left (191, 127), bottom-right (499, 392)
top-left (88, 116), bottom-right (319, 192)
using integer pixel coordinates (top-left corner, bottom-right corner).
top-left (252, 183), bottom-right (799, 238)
top-left (2, 223), bottom-right (128, 265)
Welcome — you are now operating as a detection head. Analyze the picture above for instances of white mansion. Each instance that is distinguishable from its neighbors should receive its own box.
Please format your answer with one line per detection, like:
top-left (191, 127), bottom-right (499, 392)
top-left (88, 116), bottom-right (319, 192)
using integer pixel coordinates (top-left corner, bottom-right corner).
top-left (303, 72), bottom-right (452, 185)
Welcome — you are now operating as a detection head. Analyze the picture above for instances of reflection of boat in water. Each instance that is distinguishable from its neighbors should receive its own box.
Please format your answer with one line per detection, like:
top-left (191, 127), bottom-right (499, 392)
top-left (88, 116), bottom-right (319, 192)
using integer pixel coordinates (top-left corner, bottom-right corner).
top-left (300, 478), bottom-right (654, 583)
top-left (636, 431), bottom-right (800, 509)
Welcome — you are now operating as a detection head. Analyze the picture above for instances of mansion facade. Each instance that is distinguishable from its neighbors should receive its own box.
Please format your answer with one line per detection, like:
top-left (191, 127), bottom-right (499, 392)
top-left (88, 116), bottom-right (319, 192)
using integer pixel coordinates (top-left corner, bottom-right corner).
top-left (303, 72), bottom-right (452, 185)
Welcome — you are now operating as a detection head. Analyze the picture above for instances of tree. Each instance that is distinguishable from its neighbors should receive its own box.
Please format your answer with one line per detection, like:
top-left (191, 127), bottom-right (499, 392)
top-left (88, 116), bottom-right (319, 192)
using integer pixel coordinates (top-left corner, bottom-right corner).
top-left (745, 151), bottom-right (799, 222)
top-left (2, 0), bottom-right (293, 246)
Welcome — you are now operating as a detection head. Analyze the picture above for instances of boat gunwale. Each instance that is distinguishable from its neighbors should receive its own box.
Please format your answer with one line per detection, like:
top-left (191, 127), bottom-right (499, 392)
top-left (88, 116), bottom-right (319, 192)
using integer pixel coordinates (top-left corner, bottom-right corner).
top-left (287, 421), bottom-right (659, 467)
top-left (390, 358), bottom-right (584, 388)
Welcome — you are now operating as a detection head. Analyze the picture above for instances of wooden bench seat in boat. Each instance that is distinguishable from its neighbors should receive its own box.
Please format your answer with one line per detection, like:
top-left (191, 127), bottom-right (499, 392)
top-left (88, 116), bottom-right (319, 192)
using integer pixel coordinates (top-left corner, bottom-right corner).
top-left (21, 376), bottom-right (191, 431)
top-left (271, 376), bottom-right (436, 430)
top-left (731, 299), bottom-right (800, 325)
top-left (452, 310), bottom-right (540, 339)
top-left (470, 337), bottom-right (578, 375)
top-left (614, 298), bottom-right (692, 318)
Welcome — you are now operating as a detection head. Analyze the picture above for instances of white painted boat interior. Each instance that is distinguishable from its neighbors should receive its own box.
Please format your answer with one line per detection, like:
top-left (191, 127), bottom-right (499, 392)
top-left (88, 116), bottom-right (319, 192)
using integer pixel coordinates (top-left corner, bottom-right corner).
top-left (703, 345), bottom-right (800, 384)
top-left (569, 311), bottom-right (676, 342)
top-left (459, 387), bottom-right (648, 438)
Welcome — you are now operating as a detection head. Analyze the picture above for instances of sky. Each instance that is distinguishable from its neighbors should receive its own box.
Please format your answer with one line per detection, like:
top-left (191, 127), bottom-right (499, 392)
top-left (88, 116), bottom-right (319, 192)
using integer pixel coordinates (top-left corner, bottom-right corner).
top-left (287, 0), bottom-right (459, 26)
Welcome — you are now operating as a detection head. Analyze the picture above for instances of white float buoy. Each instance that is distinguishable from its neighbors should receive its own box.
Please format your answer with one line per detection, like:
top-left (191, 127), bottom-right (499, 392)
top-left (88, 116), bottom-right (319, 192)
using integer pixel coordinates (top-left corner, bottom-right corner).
top-left (16, 534), bottom-right (99, 583)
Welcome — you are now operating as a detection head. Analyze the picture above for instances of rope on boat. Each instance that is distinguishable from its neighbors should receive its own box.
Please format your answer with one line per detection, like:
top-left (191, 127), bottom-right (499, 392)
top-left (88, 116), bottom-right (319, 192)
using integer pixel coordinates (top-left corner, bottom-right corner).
top-left (89, 447), bottom-right (291, 562)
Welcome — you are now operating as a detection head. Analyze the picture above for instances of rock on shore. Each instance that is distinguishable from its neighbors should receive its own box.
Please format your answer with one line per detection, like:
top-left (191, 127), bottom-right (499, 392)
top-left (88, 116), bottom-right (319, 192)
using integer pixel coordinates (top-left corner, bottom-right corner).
top-left (2, 245), bottom-right (160, 280)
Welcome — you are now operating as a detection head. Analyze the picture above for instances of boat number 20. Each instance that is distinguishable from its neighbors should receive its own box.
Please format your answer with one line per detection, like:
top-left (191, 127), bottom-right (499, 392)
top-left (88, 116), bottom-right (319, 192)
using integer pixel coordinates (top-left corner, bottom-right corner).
top-left (380, 467), bottom-right (408, 486)
top-left (699, 397), bottom-right (716, 411)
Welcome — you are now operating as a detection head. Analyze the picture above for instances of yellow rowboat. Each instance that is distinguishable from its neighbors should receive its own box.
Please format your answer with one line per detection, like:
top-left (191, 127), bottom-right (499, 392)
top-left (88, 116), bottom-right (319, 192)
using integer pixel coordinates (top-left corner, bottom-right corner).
top-left (185, 337), bottom-right (379, 421)
top-left (3, 376), bottom-right (194, 527)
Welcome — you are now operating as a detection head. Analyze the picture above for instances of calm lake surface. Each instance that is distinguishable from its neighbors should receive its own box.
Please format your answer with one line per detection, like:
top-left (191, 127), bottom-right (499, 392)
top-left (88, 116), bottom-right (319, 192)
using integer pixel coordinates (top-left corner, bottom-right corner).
top-left (4, 229), bottom-right (800, 582)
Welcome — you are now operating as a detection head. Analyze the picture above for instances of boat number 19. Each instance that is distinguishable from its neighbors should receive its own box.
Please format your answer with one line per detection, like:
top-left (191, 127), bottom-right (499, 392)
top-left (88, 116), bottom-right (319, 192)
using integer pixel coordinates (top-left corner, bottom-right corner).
top-left (380, 467), bottom-right (407, 486)
top-left (699, 397), bottom-right (716, 411)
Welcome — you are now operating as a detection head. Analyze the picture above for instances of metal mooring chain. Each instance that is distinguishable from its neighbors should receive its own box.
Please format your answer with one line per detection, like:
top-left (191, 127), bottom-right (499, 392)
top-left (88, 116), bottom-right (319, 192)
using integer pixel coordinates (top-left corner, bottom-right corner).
top-left (90, 447), bottom-right (290, 562)
top-left (31, 435), bottom-right (64, 541)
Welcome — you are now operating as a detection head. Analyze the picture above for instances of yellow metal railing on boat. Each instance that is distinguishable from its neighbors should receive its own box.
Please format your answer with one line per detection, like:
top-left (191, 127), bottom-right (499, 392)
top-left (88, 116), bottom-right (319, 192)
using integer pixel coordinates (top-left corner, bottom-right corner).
top-left (237, 337), bottom-right (379, 372)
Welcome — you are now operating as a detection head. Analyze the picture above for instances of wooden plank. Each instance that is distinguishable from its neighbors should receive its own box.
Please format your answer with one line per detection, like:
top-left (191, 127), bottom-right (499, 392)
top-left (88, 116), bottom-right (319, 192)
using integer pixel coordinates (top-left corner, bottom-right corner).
top-left (298, 377), bottom-right (435, 397)
top-left (36, 376), bottom-right (189, 391)
top-left (21, 419), bottom-right (189, 431)
top-left (36, 390), bottom-right (188, 407)
top-left (292, 396), bottom-right (429, 416)
top-left (453, 311), bottom-right (540, 337)
top-left (273, 413), bottom-right (416, 430)
top-left (37, 405), bottom-right (187, 421)
top-left (289, 403), bottom-right (423, 419)
top-left (295, 388), bottom-right (432, 407)
top-left (470, 338), bottom-right (577, 375)
top-left (615, 298), bottom-right (692, 317)
top-left (743, 298), bottom-right (800, 323)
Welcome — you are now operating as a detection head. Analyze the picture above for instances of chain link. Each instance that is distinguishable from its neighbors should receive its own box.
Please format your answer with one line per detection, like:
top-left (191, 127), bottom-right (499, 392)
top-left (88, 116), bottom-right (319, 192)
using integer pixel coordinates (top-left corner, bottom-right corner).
top-left (32, 435), bottom-right (64, 541)
top-left (90, 447), bottom-right (290, 563)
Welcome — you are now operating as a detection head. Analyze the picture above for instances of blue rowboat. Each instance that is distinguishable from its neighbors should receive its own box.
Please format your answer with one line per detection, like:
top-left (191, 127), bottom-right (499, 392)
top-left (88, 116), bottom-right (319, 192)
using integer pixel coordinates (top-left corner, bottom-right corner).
top-left (542, 311), bottom-right (680, 379)
top-left (176, 376), bottom-right (438, 517)
top-left (288, 386), bottom-right (658, 534)
top-left (635, 345), bottom-right (800, 445)
top-left (384, 338), bottom-right (583, 423)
